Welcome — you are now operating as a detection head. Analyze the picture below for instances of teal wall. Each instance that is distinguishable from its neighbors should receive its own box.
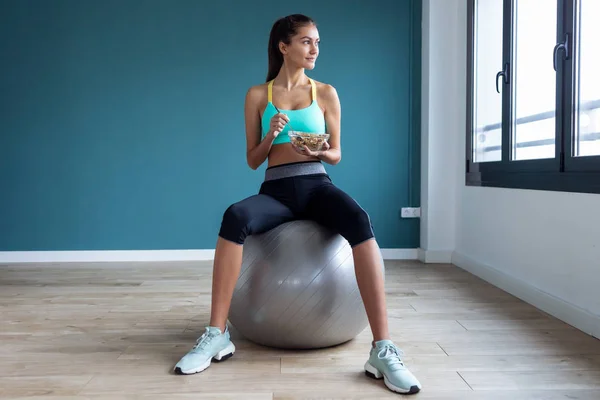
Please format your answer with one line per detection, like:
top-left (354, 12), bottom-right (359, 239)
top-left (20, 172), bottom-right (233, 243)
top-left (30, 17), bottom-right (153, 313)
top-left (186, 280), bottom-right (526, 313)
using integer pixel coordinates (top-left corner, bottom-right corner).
top-left (0, 0), bottom-right (421, 251)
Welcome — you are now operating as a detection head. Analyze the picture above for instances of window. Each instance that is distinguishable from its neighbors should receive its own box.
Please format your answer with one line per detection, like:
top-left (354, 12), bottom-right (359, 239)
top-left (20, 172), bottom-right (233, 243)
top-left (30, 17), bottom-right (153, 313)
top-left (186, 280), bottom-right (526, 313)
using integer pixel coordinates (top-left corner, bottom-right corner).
top-left (466, 0), bottom-right (600, 194)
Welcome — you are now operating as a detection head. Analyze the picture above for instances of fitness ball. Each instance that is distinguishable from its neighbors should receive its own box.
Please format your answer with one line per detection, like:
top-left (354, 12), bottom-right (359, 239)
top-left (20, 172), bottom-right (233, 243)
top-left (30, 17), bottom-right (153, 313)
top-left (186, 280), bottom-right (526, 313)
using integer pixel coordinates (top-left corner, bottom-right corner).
top-left (228, 220), bottom-right (385, 349)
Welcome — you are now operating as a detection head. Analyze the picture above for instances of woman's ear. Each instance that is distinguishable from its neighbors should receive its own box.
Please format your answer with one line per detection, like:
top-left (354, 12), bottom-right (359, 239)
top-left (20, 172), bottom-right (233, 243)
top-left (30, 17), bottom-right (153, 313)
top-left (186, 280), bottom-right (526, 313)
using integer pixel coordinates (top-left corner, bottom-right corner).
top-left (279, 41), bottom-right (287, 55)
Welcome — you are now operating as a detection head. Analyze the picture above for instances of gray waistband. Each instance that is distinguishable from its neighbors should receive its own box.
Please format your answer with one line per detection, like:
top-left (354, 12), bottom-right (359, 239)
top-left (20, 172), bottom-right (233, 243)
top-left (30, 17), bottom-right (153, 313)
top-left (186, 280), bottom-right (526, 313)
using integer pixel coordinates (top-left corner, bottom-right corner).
top-left (264, 162), bottom-right (327, 181)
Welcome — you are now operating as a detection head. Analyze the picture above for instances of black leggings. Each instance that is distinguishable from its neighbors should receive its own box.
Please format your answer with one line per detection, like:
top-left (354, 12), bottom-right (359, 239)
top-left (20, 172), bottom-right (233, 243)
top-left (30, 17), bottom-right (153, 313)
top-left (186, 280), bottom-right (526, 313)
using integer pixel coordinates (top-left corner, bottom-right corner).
top-left (218, 162), bottom-right (375, 247)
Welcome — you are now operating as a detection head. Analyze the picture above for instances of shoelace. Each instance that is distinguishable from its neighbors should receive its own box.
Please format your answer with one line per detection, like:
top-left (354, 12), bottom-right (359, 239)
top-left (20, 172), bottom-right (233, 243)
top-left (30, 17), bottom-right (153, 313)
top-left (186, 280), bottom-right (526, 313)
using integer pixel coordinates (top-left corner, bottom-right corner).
top-left (377, 344), bottom-right (406, 368)
top-left (192, 327), bottom-right (216, 351)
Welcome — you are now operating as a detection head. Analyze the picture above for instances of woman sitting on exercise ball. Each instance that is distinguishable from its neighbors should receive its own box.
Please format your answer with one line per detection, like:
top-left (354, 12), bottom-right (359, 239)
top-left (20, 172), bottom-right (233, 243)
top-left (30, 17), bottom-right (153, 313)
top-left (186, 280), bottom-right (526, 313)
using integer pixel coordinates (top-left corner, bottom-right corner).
top-left (174, 13), bottom-right (422, 395)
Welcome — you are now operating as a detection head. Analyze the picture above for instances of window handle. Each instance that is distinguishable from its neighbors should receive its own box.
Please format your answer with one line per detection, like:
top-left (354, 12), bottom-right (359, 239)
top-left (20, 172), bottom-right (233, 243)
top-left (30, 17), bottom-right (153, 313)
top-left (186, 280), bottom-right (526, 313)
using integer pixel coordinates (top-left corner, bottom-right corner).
top-left (496, 62), bottom-right (509, 93)
top-left (553, 33), bottom-right (570, 71)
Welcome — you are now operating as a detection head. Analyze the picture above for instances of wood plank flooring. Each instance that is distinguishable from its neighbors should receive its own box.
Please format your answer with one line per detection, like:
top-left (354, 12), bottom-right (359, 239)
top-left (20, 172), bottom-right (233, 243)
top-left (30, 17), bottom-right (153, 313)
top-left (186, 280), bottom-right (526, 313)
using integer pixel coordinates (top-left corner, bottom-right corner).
top-left (1, 260), bottom-right (600, 399)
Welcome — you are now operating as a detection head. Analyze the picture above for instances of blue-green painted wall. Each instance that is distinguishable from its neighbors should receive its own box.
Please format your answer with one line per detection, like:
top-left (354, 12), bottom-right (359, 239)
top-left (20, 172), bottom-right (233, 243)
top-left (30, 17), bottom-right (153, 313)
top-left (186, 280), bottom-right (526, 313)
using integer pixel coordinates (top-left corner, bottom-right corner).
top-left (0, 0), bottom-right (421, 251)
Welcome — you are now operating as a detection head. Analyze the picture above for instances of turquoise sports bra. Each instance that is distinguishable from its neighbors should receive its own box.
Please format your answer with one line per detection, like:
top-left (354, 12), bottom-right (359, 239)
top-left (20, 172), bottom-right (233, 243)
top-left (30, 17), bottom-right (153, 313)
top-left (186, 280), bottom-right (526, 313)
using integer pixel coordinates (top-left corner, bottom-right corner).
top-left (261, 78), bottom-right (326, 145)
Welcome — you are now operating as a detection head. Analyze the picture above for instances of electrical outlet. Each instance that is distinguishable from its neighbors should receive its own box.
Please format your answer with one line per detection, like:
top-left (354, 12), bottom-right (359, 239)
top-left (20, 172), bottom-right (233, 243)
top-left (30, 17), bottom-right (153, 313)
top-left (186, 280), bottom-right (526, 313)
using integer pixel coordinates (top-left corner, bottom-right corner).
top-left (401, 207), bottom-right (421, 218)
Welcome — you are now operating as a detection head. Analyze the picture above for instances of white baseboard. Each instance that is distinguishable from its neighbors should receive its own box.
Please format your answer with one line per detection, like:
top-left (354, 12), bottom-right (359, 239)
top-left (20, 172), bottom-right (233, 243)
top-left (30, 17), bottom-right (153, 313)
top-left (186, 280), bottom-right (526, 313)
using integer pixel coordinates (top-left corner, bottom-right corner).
top-left (418, 249), bottom-right (453, 263)
top-left (452, 251), bottom-right (600, 340)
top-left (0, 248), bottom-right (419, 264)
top-left (0, 250), bottom-right (216, 264)
top-left (381, 249), bottom-right (419, 260)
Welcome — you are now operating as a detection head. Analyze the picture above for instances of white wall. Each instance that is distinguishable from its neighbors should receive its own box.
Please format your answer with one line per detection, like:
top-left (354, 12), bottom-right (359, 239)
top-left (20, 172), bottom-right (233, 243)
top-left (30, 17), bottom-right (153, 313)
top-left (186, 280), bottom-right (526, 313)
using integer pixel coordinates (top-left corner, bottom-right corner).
top-left (419, 0), bottom-right (464, 263)
top-left (455, 188), bottom-right (600, 338)
top-left (421, 0), bottom-right (600, 339)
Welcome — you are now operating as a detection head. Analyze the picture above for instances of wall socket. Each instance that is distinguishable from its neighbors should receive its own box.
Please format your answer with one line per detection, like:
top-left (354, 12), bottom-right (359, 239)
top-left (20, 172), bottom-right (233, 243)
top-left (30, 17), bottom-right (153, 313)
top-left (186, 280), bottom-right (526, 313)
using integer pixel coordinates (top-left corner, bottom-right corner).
top-left (400, 207), bottom-right (421, 218)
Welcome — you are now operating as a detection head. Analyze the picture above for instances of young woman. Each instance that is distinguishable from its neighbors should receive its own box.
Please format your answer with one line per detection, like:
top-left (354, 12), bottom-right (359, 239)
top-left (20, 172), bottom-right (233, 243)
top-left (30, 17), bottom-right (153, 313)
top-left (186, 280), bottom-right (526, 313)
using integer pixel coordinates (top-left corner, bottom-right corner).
top-left (174, 14), bottom-right (422, 395)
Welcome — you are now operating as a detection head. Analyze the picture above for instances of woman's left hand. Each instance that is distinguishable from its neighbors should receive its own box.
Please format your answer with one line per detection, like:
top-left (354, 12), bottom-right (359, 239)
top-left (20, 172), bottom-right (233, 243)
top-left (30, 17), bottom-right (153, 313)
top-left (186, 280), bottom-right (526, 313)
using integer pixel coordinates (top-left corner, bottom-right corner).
top-left (292, 141), bottom-right (330, 157)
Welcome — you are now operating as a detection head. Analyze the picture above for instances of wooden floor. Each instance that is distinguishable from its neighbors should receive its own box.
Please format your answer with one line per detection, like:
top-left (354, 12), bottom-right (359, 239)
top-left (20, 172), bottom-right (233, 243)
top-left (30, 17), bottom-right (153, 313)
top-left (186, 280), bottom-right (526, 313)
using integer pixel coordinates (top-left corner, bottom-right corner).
top-left (1, 260), bottom-right (600, 399)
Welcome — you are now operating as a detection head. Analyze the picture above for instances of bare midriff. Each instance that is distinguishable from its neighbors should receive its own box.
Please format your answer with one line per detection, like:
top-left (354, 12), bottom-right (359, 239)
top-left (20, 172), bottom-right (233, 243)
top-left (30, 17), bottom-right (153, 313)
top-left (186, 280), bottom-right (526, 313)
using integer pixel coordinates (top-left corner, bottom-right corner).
top-left (267, 143), bottom-right (320, 168)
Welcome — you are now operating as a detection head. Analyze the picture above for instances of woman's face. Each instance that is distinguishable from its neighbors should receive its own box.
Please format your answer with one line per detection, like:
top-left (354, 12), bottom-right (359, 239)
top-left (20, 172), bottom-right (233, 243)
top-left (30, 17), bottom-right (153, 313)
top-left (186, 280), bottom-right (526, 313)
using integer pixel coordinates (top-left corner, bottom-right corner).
top-left (281, 24), bottom-right (320, 70)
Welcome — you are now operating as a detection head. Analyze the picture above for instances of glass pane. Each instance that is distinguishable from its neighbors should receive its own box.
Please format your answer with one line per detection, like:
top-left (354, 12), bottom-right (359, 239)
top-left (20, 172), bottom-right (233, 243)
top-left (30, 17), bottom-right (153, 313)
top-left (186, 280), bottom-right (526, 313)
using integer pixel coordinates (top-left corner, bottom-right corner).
top-left (511, 0), bottom-right (557, 161)
top-left (472, 0), bottom-right (503, 163)
top-left (573, 0), bottom-right (600, 157)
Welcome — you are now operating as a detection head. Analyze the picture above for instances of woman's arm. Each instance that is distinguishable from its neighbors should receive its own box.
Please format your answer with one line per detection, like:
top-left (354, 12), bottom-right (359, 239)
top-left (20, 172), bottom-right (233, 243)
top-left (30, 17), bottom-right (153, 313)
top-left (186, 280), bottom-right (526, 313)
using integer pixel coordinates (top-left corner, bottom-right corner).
top-left (317, 84), bottom-right (342, 165)
top-left (245, 86), bottom-right (274, 170)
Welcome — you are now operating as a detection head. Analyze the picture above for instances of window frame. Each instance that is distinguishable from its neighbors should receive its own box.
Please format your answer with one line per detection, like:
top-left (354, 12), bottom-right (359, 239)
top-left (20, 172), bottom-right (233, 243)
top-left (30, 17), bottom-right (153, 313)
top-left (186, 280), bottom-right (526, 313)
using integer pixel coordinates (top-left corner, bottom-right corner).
top-left (465, 0), bottom-right (600, 194)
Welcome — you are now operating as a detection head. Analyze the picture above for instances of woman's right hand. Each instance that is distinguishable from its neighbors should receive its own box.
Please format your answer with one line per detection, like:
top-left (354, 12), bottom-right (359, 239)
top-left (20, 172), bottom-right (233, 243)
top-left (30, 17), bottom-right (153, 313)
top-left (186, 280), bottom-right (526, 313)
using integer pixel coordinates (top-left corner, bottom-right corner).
top-left (267, 113), bottom-right (289, 140)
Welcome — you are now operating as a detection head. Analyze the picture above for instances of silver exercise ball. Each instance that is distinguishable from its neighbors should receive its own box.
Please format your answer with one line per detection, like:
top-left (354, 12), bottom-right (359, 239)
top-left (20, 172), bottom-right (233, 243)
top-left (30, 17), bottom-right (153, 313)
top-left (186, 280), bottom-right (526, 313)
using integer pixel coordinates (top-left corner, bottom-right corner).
top-left (228, 220), bottom-right (385, 349)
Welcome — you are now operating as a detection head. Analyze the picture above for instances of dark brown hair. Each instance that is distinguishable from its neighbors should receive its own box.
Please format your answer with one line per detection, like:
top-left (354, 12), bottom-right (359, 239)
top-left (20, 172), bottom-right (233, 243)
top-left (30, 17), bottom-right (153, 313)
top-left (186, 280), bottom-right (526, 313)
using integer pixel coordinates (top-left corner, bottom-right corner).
top-left (266, 14), bottom-right (316, 82)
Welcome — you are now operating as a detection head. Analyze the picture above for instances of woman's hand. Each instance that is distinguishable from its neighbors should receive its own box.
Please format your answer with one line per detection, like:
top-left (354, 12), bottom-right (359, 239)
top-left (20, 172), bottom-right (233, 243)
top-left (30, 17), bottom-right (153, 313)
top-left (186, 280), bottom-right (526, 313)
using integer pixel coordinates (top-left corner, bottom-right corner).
top-left (266, 113), bottom-right (289, 141)
top-left (292, 140), bottom-right (330, 157)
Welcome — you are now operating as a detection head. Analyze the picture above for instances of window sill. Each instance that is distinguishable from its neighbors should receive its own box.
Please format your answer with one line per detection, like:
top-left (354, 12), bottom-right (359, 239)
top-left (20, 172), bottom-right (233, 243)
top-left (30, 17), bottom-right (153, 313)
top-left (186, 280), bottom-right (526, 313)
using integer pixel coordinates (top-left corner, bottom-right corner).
top-left (466, 171), bottom-right (600, 194)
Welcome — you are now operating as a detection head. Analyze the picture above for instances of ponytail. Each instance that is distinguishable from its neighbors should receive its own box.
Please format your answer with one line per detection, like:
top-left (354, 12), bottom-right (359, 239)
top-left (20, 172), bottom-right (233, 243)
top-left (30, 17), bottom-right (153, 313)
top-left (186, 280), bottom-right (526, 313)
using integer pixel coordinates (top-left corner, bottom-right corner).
top-left (266, 19), bottom-right (285, 82)
top-left (266, 14), bottom-right (315, 82)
